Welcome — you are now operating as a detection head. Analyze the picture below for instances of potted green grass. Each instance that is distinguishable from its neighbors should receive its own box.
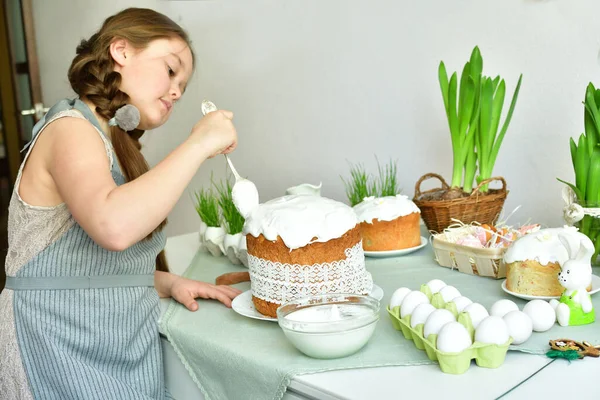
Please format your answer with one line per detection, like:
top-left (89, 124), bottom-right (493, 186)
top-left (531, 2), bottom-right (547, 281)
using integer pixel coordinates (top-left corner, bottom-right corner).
top-left (342, 158), bottom-right (400, 206)
top-left (194, 188), bottom-right (225, 257)
top-left (413, 45), bottom-right (523, 232)
top-left (558, 83), bottom-right (600, 264)
top-left (214, 178), bottom-right (248, 266)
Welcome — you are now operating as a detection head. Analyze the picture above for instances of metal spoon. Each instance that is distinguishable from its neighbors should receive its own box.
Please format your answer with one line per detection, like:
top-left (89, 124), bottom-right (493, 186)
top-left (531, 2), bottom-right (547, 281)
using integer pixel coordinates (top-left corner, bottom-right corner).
top-left (200, 99), bottom-right (259, 218)
top-left (201, 100), bottom-right (242, 182)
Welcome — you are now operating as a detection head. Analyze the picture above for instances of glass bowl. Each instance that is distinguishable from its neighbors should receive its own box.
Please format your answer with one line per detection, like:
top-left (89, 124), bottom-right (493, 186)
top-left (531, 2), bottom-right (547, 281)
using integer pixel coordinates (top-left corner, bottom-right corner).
top-left (276, 293), bottom-right (380, 359)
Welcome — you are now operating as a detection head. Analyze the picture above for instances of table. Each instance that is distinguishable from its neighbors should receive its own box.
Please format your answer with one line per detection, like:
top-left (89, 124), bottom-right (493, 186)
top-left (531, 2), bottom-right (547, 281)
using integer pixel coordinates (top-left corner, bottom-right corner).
top-left (161, 233), bottom-right (600, 400)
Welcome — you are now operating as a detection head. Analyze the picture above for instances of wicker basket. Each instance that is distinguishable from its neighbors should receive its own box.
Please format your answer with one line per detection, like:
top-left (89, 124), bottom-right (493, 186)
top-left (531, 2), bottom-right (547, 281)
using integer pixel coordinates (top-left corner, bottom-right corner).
top-left (432, 234), bottom-right (507, 279)
top-left (413, 173), bottom-right (508, 233)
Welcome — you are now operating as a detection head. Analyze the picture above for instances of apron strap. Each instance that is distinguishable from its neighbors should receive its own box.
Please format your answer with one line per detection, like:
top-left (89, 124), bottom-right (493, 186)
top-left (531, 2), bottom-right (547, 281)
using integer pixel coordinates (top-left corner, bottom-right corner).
top-left (5, 274), bottom-right (155, 290)
top-left (22, 98), bottom-right (108, 153)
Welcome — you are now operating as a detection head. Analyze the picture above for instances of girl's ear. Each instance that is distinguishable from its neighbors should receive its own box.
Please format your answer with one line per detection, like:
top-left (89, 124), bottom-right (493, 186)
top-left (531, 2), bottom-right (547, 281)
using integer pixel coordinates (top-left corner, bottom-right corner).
top-left (558, 234), bottom-right (573, 259)
top-left (109, 39), bottom-right (129, 68)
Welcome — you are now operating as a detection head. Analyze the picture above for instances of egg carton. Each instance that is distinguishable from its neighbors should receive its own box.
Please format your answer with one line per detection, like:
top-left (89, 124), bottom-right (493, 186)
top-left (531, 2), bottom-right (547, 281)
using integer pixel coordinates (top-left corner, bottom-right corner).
top-left (198, 220), bottom-right (249, 267)
top-left (387, 285), bottom-right (512, 374)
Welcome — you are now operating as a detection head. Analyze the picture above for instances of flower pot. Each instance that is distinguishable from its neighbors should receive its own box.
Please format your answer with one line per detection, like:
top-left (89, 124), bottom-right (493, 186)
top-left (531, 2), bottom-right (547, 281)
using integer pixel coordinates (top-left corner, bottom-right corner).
top-left (237, 235), bottom-right (248, 268)
top-left (223, 233), bottom-right (243, 265)
top-left (562, 187), bottom-right (600, 265)
top-left (204, 226), bottom-right (225, 257)
top-left (198, 220), bottom-right (208, 251)
top-left (413, 173), bottom-right (508, 233)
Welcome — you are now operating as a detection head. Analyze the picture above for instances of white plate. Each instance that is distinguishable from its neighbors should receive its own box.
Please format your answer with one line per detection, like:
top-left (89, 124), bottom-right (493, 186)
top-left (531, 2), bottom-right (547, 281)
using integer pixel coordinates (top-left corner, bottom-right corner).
top-left (364, 236), bottom-right (428, 258)
top-left (501, 275), bottom-right (600, 301)
top-left (231, 284), bottom-right (385, 322)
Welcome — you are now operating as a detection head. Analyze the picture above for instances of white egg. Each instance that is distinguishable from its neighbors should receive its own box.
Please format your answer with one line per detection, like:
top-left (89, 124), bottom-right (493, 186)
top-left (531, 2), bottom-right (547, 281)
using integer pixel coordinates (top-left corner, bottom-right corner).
top-left (549, 299), bottom-right (560, 311)
top-left (410, 303), bottom-right (436, 328)
top-left (490, 299), bottom-right (519, 318)
top-left (423, 309), bottom-right (456, 338)
top-left (475, 316), bottom-right (510, 345)
top-left (426, 279), bottom-right (447, 294)
top-left (400, 291), bottom-right (430, 318)
top-left (451, 296), bottom-right (473, 312)
top-left (437, 322), bottom-right (473, 353)
top-left (503, 310), bottom-right (533, 345)
top-left (389, 287), bottom-right (411, 310)
top-left (439, 286), bottom-right (461, 303)
top-left (463, 303), bottom-right (490, 329)
top-left (523, 300), bottom-right (556, 332)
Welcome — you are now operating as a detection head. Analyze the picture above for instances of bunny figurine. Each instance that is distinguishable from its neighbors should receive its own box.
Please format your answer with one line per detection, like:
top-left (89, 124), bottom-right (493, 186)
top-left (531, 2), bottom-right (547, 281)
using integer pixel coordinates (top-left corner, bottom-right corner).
top-left (555, 233), bottom-right (595, 326)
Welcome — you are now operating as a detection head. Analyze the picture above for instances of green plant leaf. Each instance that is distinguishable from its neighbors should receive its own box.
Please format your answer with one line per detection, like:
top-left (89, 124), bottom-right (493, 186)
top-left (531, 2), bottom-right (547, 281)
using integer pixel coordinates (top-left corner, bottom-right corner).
top-left (469, 46), bottom-right (483, 81)
top-left (469, 46), bottom-right (483, 116)
top-left (448, 72), bottom-right (459, 145)
top-left (213, 178), bottom-right (245, 234)
top-left (489, 79), bottom-right (506, 151)
top-left (193, 188), bottom-right (220, 227)
top-left (458, 77), bottom-right (476, 140)
top-left (376, 158), bottom-right (400, 196)
top-left (438, 62), bottom-right (450, 117)
top-left (463, 147), bottom-right (477, 192)
top-left (586, 146), bottom-right (600, 203)
top-left (584, 111), bottom-right (598, 157)
top-left (458, 61), bottom-right (471, 127)
top-left (491, 75), bottom-right (501, 92)
top-left (342, 162), bottom-right (375, 206)
top-left (584, 83), bottom-right (600, 141)
top-left (557, 178), bottom-right (583, 201)
top-left (576, 134), bottom-right (589, 198)
top-left (478, 77), bottom-right (494, 176)
top-left (570, 137), bottom-right (578, 168)
top-left (594, 86), bottom-right (600, 114)
top-left (488, 74), bottom-right (523, 171)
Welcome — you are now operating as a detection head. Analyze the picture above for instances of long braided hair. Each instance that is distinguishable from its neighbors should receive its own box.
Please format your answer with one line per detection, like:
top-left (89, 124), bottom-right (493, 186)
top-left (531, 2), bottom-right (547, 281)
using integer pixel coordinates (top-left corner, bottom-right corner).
top-left (67, 8), bottom-right (195, 272)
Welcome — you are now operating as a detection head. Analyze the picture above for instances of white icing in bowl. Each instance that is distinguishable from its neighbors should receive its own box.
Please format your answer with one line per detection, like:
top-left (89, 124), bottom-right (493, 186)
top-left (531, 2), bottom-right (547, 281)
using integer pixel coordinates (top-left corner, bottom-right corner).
top-left (277, 294), bottom-right (380, 359)
top-left (243, 195), bottom-right (358, 250)
top-left (353, 195), bottom-right (420, 224)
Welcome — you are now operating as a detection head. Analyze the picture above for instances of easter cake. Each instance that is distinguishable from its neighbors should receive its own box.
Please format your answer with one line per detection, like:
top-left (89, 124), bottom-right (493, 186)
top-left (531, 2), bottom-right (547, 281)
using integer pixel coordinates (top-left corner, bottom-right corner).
top-left (503, 227), bottom-right (592, 297)
top-left (353, 195), bottom-right (421, 251)
top-left (244, 195), bottom-right (373, 317)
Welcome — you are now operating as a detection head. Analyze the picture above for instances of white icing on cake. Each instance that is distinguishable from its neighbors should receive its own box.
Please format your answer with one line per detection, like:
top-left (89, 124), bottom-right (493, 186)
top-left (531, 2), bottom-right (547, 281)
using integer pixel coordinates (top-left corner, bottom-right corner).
top-left (243, 195), bottom-right (358, 249)
top-left (353, 195), bottom-right (420, 224)
top-left (503, 227), bottom-right (582, 266)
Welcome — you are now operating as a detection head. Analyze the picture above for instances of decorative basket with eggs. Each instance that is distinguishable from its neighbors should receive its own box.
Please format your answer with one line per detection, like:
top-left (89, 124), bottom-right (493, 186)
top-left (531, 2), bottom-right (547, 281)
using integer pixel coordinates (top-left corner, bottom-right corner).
top-left (431, 223), bottom-right (539, 279)
top-left (387, 283), bottom-right (512, 374)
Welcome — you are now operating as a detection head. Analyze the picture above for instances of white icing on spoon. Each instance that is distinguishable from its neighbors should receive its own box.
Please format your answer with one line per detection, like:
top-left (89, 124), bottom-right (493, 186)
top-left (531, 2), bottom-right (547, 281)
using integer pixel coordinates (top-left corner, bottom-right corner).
top-left (201, 100), bottom-right (259, 218)
top-left (232, 179), bottom-right (259, 218)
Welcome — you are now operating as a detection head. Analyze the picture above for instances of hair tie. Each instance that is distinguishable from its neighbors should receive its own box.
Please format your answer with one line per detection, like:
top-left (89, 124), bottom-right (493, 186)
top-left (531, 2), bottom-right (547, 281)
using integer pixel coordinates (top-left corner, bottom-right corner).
top-left (108, 104), bottom-right (140, 131)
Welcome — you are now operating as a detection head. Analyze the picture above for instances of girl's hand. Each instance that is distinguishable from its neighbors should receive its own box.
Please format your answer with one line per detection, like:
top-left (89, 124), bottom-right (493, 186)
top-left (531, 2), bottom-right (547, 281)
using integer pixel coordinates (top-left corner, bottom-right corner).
top-left (190, 110), bottom-right (238, 158)
top-left (170, 276), bottom-right (242, 310)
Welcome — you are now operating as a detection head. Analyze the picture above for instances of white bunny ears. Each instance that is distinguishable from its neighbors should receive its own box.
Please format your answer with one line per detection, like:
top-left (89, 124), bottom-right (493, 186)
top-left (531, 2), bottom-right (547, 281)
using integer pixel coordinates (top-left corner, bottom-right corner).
top-left (557, 233), bottom-right (595, 265)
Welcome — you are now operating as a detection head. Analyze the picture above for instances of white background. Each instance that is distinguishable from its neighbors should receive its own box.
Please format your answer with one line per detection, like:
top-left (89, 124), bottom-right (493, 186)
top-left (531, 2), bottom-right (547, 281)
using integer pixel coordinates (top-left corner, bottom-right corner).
top-left (31, 0), bottom-right (600, 236)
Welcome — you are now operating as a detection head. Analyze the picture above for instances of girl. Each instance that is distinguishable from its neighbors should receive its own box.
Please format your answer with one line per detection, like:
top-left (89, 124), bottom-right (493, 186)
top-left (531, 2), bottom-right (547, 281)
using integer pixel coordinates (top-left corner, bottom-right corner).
top-left (0, 7), bottom-right (240, 399)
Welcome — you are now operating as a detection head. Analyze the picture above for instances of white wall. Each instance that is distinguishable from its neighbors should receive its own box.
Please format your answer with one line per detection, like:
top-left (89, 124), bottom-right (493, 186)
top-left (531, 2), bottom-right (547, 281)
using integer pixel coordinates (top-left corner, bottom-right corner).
top-left (32, 0), bottom-right (600, 237)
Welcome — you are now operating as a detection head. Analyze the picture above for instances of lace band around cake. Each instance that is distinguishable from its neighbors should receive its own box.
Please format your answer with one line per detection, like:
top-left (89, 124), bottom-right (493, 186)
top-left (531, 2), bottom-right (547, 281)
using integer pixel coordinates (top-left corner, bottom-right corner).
top-left (247, 242), bottom-right (373, 304)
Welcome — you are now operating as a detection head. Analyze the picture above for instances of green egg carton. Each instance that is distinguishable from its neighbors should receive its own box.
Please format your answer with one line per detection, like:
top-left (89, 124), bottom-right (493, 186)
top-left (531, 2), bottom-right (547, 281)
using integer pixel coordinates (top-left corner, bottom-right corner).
top-left (387, 305), bottom-right (512, 374)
